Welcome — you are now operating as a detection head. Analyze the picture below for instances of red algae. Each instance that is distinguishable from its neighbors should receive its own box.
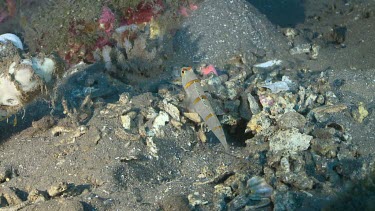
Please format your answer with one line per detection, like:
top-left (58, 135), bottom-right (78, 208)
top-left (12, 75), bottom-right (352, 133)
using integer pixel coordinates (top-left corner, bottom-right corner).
top-left (122, 0), bottom-right (164, 25)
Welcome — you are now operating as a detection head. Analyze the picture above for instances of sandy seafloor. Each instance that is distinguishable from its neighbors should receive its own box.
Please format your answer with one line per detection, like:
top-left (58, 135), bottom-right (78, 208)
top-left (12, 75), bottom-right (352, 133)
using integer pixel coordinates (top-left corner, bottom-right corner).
top-left (0, 0), bottom-right (374, 210)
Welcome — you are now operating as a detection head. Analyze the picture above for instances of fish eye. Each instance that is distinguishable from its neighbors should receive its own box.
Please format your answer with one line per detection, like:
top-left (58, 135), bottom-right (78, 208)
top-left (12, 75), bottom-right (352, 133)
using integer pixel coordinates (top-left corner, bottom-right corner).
top-left (181, 67), bottom-right (190, 74)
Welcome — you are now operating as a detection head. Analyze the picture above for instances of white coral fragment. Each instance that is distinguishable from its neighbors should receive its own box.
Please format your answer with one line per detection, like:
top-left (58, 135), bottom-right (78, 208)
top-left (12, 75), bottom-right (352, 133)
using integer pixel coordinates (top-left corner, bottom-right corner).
top-left (9, 61), bottom-right (38, 92)
top-left (262, 81), bottom-right (289, 93)
top-left (0, 75), bottom-right (21, 106)
top-left (269, 128), bottom-right (312, 154)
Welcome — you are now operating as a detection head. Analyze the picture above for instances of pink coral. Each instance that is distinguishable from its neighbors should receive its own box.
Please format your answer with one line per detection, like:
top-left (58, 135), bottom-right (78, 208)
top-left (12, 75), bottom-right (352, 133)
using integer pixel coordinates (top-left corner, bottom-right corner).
top-left (99, 6), bottom-right (115, 34)
top-left (200, 64), bottom-right (218, 76)
top-left (178, 3), bottom-right (198, 17)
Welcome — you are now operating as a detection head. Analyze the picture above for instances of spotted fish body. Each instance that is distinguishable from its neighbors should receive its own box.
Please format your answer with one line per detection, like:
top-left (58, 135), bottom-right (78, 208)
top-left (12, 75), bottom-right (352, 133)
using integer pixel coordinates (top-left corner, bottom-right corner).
top-left (181, 67), bottom-right (229, 151)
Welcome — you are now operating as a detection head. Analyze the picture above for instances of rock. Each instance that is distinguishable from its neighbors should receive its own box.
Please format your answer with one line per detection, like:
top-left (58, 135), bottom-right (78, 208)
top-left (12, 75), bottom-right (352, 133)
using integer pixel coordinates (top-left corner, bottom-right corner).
top-left (239, 93), bottom-right (251, 120)
top-left (142, 107), bottom-right (158, 120)
top-left (118, 92), bottom-right (131, 104)
top-left (47, 182), bottom-right (68, 197)
top-left (27, 189), bottom-right (46, 202)
top-left (310, 44), bottom-right (320, 59)
top-left (311, 138), bottom-right (338, 158)
top-left (269, 128), bottom-right (312, 154)
top-left (277, 112), bottom-right (306, 130)
top-left (247, 93), bottom-right (261, 115)
top-left (311, 104), bottom-right (348, 122)
top-left (246, 112), bottom-right (272, 134)
top-left (224, 100), bottom-right (240, 114)
top-left (352, 102), bottom-right (369, 123)
top-left (202, 75), bottom-right (228, 100)
top-left (283, 28), bottom-right (298, 39)
top-left (289, 43), bottom-right (311, 55)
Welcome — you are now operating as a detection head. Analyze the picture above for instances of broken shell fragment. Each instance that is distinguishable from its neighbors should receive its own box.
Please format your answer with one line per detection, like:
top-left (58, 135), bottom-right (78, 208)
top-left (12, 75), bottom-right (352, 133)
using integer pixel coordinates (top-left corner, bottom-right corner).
top-left (183, 112), bottom-right (201, 123)
top-left (121, 111), bottom-right (137, 130)
top-left (197, 127), bottom-right (207, 143)
top-left (247, 176), bottom-right (273, 199)
top-left (0, 33), bottom-right (24, 50)
top-left (261, 80), bottom-right (290, 93)
top-left (160, 99), bottom-right (180, 121)
top-left (152, 111), bottom-right (170, 137)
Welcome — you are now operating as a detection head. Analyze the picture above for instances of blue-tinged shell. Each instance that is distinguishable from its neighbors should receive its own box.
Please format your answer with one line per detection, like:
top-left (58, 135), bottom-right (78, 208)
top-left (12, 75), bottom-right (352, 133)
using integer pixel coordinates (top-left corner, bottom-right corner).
top-left (0, 33), bottom-right (23, 50)
top-left (247, 176), bottom-right (273, 199)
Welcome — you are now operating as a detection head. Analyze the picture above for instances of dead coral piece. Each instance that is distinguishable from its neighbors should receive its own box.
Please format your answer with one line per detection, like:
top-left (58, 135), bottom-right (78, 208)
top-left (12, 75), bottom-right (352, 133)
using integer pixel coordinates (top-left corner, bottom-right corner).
top-left (245, 112), bottom-right (272, 134)
top-left (269, 128), bottom-right (312, 155)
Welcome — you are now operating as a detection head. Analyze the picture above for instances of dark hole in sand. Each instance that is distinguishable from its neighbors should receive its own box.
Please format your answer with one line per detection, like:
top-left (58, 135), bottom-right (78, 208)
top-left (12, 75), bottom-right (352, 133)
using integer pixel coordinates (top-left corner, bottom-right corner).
top-left (247, 0), bottom-right (306, 27)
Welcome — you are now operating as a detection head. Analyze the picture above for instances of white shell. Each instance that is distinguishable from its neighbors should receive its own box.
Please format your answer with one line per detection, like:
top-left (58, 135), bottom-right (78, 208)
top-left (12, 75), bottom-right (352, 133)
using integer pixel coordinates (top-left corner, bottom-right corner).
top-left (253, 60), bottom-right (282, 68)
top-left (0, 33), bottom-right (24, 50)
